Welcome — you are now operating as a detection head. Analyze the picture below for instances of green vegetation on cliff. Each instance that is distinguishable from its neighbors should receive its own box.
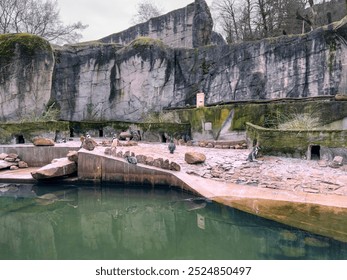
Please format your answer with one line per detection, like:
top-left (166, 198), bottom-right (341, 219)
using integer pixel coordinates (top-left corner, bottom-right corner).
top-left (0, 33), bottom-right (51, 60)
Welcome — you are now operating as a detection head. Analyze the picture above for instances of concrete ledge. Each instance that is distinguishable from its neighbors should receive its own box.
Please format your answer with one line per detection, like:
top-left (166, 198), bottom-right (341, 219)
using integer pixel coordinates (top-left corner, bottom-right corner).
top-left (0, 144), bottom-right (80, 167)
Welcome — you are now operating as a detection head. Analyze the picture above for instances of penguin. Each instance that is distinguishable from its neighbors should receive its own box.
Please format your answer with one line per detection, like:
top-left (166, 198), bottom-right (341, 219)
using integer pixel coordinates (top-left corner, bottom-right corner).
top-left (111, 135), bottom-right (119, 148)
top-left (168, 137), bottom-right (176, 154)
top-left (247, 145), bottom-right (260, 162)
top-left (125, 155), bottom-right (137, 164)
top-left (79, 135), bottom-right (85, 148)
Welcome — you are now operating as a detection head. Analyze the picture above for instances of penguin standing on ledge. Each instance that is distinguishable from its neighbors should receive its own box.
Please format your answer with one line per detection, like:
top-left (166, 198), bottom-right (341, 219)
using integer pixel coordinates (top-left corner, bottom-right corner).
top-left (125, 155), bottom-right (137, 165)
top-left (168, 137), bottom-right (176, 154)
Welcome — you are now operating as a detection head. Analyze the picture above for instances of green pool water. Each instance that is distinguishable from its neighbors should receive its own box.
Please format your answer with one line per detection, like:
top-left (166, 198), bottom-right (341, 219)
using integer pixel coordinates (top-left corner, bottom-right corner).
top-left (0, 183), bottom-right (346, 260)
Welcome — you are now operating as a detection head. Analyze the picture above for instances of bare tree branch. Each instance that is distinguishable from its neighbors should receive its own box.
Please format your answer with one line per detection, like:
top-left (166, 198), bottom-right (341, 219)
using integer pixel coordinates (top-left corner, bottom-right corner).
top-left (0, 0), bottom-right (88, 44)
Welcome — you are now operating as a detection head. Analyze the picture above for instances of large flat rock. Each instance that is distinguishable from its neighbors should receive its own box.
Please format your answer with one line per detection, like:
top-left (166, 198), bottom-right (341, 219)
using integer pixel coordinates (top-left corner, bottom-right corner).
top-left (0, 160), bottom-right (17, 170)
top-left (31, 158), bottom-right (77, 180)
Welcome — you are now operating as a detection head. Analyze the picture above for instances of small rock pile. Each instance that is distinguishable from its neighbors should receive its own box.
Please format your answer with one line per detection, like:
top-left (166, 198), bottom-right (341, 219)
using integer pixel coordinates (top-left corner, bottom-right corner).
top-left (104, 147), bottom-right (181, 171)
top-left (101, 140), bottom-right (138, 147)
top-left (195, 140), bottom-right (248, 150)
top-left (0, 153), bottom-right (29, 170)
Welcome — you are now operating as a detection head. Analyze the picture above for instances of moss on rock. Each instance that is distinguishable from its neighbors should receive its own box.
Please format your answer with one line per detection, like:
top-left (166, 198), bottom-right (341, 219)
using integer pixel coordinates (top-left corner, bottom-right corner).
top-left (0, 33), bottom-right (51, 60)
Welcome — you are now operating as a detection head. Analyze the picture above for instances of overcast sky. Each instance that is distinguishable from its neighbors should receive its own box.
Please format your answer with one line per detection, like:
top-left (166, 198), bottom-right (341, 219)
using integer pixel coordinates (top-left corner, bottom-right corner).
top-left (56, 0), bottom-right (213, 42)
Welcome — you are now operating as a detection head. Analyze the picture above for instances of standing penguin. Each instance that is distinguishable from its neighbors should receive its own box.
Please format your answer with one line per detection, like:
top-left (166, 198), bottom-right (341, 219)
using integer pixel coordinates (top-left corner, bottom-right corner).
top-left (125, 155), bottom-right (137, 164)
top-left (168, 137), bottom-right (176, 154)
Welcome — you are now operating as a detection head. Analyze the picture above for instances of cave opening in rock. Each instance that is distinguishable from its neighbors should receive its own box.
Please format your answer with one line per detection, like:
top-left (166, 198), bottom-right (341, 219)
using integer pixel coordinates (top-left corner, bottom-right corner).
top-left (16, 135), bottom-right (25, 144)
top-left (310, 145), bottom-right (321, 160)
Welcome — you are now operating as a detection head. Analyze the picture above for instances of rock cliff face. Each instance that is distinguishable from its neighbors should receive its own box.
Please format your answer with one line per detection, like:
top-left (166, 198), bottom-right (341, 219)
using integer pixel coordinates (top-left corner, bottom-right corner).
top-left (1, 7), bottom-right (347, 123)
top-left (0, 34), bottom-right (54, 121)
top-left (99, 0), bottom-right (223, 48)
top-left (52, 18), bottom-right (347, 121)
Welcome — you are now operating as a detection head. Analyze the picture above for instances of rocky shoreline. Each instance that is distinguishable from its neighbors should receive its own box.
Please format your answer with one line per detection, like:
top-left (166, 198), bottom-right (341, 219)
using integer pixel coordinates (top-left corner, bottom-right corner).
top-left (112, 142), bottom-right (347, 197)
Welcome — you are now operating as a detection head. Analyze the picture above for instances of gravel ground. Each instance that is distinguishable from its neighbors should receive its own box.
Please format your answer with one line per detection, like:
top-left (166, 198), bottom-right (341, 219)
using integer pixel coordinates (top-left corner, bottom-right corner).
top-left (112, 141), bottom-right (347, 196)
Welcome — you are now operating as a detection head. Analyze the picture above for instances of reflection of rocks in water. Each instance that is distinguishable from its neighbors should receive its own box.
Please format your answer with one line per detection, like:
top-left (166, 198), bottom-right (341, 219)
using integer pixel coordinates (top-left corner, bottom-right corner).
top-left (0, 184), bottom-right (36, 198)
top-left (81, 212), bottom-right (117, 251)
top-left (126, 205), bottom-right (138, 214)
top-left (35, 192), bottom-right (74, 206)
top-left (187, 201), bottom-right (207, 211)
top-left (279, 230), bottom-right (298, 242)
top-left (304, 237), bottom-right (330, 248)
top-left (36, 193), bottom-right (59, 205)
top-left (184, 197), bottom-right (209, 211)
top-left (279, 245), bottom-right (306, 258)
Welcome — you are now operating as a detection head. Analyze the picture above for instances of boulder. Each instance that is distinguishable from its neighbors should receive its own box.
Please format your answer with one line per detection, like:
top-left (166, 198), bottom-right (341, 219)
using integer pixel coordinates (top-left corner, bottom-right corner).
top-left (145, 156), bottom-right (154, 166)
top-left (10, 166), bottom-right (19, 170)
top-left (153, 158), bottom-right (164, 168)
top-left (162, 159), bottom-right (170, 170)
top-left (31, 158), bottom-right (77, 180)
top-left (18, 161), bottom-right (29, 168)
top-left (0, 153), bottom-right (8, 160)
top-left (329, 156), bottom-right (344, 168)
top-left (335, 94), bottom-right (347, 101)
top-left (33, 137), bottom-right (55, 146)
top-left (67, 151), bottom-right (78, 163)
top-left (7, 153), bottom-right (18, 159)
top-left (135, 154), bottom-right (147, 164)
top-left (0, 160), bottom-right (17, 170)
top-left (119, 131), bottom-right (132, 140)
top-left (170, 161), bottom-right (181, 171)
top-left (185, 152), bottom-right (206, 164)
top-left (82, 138), bottom-right (97, 151)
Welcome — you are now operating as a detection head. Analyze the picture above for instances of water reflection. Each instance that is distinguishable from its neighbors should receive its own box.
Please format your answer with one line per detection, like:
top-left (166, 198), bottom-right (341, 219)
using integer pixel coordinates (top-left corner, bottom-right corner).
top-left (0, 183), bottom-right (346, 260)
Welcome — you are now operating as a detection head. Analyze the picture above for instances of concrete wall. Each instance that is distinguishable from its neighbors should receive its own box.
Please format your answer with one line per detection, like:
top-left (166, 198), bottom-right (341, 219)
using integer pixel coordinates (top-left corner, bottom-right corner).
top-left (246, 122), bottom-right (347, 161)
top-left (0, 145), bottom-right (80, 167)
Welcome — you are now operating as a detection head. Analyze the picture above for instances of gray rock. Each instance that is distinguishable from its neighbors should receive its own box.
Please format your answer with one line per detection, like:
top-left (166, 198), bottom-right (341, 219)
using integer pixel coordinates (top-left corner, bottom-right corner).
top-left (162, 159), bottom-right (170, 170)
top-left (333, 156), bottom-right (344, 165)
top-left (82, 138), bottom-right (97, 151)
top-left (145, 156), bottom-right (154, 166)
top-left (31, 158), bottom-right (77, 180)
top-left (7, 153), bottom-right (18, 159)
top-left (135, 154), bottom-right (147, 164)
top-left (119, 131), bottom-right (132, 140)
top-left (329, 156), bottom-right (344, 168)
top-left (153, 158), bottom-right (164, 168)
top-left (170, 161), bottom-right (181, 171)
top-left (18, 161), bottom-right (29, 168)
top-left (0, 160), bottom-right (17, 170)
top-left (185, 152), bottom-right (206, 164)
top-left (33, 137), bottom-right (55, 146)
top-left (67, 151), bottom-right (78, 163)
top-left (0, 153), bottom-right (8, 160)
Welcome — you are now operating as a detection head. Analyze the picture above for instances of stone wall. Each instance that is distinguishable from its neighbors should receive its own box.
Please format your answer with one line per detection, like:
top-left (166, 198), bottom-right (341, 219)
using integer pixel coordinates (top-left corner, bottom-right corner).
top-left (246, 122), bottom-right (347, 160)
top-left (172, 98), bottom-right (347, 141)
